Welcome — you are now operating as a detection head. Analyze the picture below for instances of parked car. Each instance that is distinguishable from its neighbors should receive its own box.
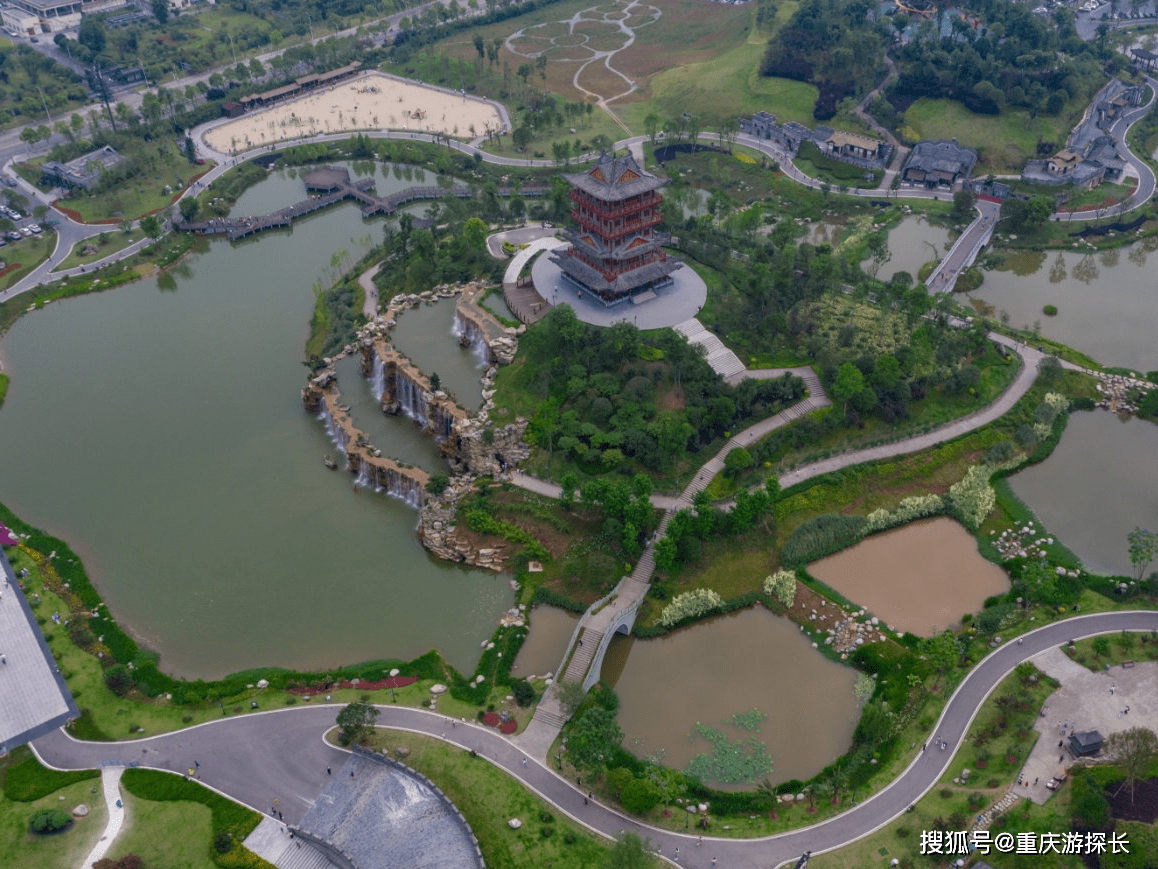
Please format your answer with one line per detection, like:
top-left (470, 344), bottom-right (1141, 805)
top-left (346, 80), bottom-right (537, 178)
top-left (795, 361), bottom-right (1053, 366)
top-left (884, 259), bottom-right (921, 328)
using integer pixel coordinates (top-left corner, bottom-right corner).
top-left (10, 212), bottom-right (23, 221)
top-left (20, 226), bottom-right (33, 237)
top-left (2, 176), bottom-right (16, 188)
top-left (6, 231), bottom-right (21, 241)
top-left (29, 224), bottom-right (42, 233)
top-left (41, 219), bottom-right (60, 228)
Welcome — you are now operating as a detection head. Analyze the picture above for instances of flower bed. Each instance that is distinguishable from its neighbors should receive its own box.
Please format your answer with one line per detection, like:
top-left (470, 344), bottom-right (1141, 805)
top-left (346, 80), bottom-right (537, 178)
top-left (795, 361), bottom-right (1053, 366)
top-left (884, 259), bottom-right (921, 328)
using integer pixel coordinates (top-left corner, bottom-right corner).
top-left (287, 675), bottom-right (417, 695)
top-left (482, 711), bottom-right (501, 727)
top-left (499, 719), bottom-right (517, 734)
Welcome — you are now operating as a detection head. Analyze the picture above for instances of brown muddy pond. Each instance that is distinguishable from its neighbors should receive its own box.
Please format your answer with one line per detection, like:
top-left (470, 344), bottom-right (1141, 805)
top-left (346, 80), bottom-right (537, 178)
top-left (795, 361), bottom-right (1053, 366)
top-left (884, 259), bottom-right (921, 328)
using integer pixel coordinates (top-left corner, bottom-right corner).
top-left (809, 517), bottom-right (1010, 636)
top-left (511, 605), bottom-right (579, 678)
top-left (600, 607), bottom-right (859, 787)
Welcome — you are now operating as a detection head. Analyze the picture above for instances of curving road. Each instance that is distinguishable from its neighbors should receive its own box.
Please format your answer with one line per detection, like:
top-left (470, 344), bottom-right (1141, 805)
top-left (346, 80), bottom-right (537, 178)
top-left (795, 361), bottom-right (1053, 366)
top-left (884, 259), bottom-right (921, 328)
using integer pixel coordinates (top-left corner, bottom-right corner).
top-left (2, 65), bottom-right (1153, 305)
top-left (32, 610), bottom-right (1158, 868)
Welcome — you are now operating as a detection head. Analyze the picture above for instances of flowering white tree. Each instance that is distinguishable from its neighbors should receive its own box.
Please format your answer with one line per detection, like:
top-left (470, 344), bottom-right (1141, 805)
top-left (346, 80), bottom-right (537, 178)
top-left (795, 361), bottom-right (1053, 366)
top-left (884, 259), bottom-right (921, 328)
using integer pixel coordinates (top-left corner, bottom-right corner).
top-left (763, 569), bottom-right (797, 608)
top-left (659, 589), bottom-right (724, 627)
top-left (947, 465), bottom-right (996, 530)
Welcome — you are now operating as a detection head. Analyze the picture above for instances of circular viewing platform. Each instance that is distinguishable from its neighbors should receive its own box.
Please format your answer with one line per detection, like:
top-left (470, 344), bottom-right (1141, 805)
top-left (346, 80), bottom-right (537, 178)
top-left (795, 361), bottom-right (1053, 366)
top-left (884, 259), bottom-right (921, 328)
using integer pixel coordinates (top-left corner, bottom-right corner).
top-left (530, 253), bottom-right (706, 330)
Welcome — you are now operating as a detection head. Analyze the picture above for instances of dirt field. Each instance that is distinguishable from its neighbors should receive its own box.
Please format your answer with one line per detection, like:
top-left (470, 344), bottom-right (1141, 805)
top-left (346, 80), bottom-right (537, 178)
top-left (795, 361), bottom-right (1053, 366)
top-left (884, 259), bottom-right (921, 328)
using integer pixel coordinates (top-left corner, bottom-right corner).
top-left (1107, 775), bottom-right (1158, 824)
top-left (434, 0), bottom-right (750, 107)
top-left (204, 71), bottom-right (505, 153)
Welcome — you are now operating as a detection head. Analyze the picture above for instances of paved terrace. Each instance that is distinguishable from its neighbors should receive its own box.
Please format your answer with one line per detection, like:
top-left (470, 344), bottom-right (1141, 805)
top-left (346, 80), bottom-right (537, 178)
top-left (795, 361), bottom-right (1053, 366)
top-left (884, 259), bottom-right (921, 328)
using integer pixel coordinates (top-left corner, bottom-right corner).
top-left (0, 546), bottom-right (78, 753)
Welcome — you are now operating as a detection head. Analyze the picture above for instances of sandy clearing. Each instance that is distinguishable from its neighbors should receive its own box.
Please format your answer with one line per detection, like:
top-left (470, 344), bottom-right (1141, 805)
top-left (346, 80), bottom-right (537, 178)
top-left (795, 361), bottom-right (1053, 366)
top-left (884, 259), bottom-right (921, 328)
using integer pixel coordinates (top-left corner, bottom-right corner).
top-left (204, 71), bottom-right (505, 153)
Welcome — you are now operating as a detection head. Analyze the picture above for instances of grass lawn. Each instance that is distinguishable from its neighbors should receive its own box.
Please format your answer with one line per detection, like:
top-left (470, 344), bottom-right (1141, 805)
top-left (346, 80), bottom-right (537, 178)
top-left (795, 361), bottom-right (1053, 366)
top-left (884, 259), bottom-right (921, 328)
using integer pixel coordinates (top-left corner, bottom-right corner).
top-left (0, 749), bottom-right (107, 869)
top-left (1065, 632), bottom-right (1158, 671)
top-left (53, 229), bottom-right (146, 272)
top-left (2, 232), bottom-right (55, 290)
top-left (621, 42), bottom-right (820, 132)
top-left (355, 729), bottom-right (664, 868)
top-left (807, 666), bottom-right (1074, 869)
top-left (36, 140), bottom-right (201, 223)
top-left (106, 791), bottom-right (217, 869)
top-left (903, 99), bottom-right (1078, 175)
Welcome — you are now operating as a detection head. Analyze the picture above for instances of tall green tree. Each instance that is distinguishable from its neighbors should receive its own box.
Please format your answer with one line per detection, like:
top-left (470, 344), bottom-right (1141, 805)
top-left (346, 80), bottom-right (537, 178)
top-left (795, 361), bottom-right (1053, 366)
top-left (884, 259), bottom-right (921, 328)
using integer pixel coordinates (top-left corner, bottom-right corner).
top-left (1127, 527), bottom-right (1157, 580)
top-left (832, 362), bottom-right (864, 414)
top-left (336, 701), bottom-right (379, 746)
top-left (566, 706), bottom-right (623, 772)
top-left (1105, 727), bottom-right (1158, 804)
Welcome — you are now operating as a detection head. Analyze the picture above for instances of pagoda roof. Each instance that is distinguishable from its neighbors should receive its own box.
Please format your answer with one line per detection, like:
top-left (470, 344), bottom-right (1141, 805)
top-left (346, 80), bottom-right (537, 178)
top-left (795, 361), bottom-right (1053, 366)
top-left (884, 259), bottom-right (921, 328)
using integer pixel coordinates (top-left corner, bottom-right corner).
top-left (563, 152), bottom-right (668, 202)
top-left (551, 249), bottom-right (682, 294)
top-left (564, 228), bottom-right (670, 261)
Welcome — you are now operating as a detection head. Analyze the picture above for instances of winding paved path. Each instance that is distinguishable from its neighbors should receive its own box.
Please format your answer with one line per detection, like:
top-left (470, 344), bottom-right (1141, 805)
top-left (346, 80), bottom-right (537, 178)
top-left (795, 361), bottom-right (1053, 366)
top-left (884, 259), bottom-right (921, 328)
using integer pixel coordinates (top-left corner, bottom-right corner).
top-left (32, 611), bottom-right (1158, 869)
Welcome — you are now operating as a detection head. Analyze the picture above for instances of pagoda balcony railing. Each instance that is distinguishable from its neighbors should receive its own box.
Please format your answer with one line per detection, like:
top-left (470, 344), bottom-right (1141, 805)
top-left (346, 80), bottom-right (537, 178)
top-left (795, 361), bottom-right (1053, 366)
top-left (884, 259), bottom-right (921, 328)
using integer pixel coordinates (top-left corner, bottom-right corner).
top-left (568, 190), bottom-right (661, 219)
top-left (568, 249), bottom-right (666, 281)
top-left (571, 210), bottom-right (663, 239)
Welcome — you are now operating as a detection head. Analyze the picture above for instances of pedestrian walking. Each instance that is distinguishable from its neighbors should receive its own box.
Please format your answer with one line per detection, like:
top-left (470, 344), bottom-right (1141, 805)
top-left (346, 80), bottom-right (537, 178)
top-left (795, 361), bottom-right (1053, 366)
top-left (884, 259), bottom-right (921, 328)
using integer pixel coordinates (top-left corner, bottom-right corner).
top-left (194, 760), bottom-right (200, 769)
top-left (522, 757), bottom-right (527, 768)
top-left (922, 743), bottom-right (926, 751)
top-left (583, 797), bottom-right (588, 805)
top-left (1034, 777), bottom-right (1038, 785)
top-left (327, 767), bottom-right (331, 775)
top-left (712, 858), bottom-right (717, 867)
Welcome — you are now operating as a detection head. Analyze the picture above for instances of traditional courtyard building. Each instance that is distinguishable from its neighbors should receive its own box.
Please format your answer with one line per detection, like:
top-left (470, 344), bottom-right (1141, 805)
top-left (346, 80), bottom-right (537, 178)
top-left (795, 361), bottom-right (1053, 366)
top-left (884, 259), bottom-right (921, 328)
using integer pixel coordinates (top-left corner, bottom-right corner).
top-left (550, 152), bottom-right (682, 306)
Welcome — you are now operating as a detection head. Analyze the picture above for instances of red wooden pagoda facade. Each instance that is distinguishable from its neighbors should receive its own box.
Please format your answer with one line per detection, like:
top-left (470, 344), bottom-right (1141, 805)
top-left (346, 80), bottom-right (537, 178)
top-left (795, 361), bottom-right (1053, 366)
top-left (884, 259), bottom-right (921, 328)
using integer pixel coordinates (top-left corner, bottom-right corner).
top-left (550, 152), bottom-right (681, 306)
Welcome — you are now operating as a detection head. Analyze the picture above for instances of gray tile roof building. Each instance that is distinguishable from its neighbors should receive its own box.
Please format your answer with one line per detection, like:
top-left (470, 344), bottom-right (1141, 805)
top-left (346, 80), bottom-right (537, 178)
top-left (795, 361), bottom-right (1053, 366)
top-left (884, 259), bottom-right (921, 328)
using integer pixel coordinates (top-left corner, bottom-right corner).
top-left (295, 750), bottom-right (484, 869)
top-left (0, 546), bottom-right (78, 754)
top-left (901, 139), bottom-right (977, 188)
top-left (41, 145), bottom-right (124, 192)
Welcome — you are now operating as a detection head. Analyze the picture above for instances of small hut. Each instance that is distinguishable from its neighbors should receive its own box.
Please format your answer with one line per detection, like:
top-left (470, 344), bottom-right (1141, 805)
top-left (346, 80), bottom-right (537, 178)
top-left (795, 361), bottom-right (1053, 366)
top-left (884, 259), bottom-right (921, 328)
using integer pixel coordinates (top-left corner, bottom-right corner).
top-left (1069, 730), bottom-right (1103, 757)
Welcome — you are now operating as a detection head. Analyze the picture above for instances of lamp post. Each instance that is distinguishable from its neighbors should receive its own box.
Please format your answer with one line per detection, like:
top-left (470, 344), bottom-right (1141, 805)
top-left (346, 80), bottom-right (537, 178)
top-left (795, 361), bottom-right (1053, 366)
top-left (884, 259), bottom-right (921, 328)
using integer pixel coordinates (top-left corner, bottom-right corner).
top-left (35, 85), bottom-right (52, 124)
top-left (223, 29), bottom-right (237, 66)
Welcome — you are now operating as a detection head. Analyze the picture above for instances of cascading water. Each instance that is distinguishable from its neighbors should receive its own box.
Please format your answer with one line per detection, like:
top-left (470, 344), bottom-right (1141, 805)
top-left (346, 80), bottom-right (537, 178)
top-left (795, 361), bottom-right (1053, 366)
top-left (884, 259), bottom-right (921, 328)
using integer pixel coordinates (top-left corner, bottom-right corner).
top-left (319, 402), bottom-right (348, 455)
top-left (453, 312), bottom-right (490, 368)
top-left (384, 473), bottom-right (422, 508)
top-left (355, 457), bottom-right (375, 490)
top-left (370, 355), bottom-right (386, 405)
top-left (395, 370), bottom-right (428, 426)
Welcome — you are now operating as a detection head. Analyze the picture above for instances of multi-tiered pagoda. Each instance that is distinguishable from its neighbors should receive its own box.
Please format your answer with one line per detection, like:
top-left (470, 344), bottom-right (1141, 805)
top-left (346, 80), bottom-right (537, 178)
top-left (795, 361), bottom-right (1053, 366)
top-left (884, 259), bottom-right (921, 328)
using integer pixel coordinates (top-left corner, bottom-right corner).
top-left (551, 152), bottom-right (682, 306)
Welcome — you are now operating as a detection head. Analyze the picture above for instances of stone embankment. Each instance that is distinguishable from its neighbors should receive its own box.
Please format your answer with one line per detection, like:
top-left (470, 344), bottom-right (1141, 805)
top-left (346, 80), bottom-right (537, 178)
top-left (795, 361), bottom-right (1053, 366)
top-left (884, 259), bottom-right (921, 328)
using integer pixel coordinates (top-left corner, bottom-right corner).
top-left (1091, 371), bottom-right (1151, 414)
top-left (303, 281), bottom-right (531, 573)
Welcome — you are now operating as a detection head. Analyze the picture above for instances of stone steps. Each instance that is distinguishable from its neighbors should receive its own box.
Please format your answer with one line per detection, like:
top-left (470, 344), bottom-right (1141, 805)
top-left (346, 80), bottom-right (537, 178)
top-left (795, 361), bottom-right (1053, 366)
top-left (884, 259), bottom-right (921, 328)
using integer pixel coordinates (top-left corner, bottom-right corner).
top-left (972, 792), bottom-right (1021, 831)
top-left (274, 840), bottom-right (341, 869)
top-left (529, 705), bottom-right (568, 731)
top-left (563, 628), bottom-right (602, 683)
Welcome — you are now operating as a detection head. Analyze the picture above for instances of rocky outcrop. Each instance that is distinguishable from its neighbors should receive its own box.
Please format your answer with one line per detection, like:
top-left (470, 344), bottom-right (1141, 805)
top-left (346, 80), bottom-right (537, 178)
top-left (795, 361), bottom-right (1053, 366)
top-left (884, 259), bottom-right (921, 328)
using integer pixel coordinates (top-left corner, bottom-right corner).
top-left (303, 279), bottom-right (534, 569)
top-left (418, 473), bottom-right (509, 572)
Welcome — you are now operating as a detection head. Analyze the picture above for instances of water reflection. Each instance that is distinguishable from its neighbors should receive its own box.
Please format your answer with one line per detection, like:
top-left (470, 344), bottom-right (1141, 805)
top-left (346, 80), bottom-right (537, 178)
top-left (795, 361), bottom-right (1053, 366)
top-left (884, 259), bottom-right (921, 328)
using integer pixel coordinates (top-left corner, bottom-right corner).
top-left (1009, 412), bottom-right (1158, 576)
top-left (972, 238), bottom-right (1158, 371)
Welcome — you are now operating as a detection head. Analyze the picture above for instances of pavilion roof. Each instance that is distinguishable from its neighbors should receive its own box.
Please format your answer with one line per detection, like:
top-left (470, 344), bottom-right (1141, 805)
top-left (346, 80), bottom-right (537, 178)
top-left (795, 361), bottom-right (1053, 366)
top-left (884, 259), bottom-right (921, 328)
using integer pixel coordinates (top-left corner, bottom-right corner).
top-left (563, 152), bottom-right (668, 203)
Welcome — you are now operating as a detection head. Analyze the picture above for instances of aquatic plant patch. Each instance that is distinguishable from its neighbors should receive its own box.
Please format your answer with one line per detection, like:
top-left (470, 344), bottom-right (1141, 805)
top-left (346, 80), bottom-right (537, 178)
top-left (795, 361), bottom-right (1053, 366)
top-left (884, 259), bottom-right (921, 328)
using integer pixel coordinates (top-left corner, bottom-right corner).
top-left (684, 723), bottom-right (772, 785)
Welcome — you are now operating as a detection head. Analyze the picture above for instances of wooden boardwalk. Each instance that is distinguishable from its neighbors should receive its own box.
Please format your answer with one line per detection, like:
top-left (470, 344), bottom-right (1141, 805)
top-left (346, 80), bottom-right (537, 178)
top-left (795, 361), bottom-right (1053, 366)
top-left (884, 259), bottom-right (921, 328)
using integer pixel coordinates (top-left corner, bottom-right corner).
top-left (180, 168), bottom-right (548, 242)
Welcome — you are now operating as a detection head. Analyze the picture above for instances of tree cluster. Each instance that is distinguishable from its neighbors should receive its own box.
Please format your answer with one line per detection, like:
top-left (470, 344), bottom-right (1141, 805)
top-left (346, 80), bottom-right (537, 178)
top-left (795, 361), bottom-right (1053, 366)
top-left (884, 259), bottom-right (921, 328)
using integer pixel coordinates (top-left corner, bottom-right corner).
top-left (522, 306), bottom-right (804, 476)
top-left (889, 0), bottom-right (1107, 118)
top-left (759, 0), bottom-right (887, 119)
